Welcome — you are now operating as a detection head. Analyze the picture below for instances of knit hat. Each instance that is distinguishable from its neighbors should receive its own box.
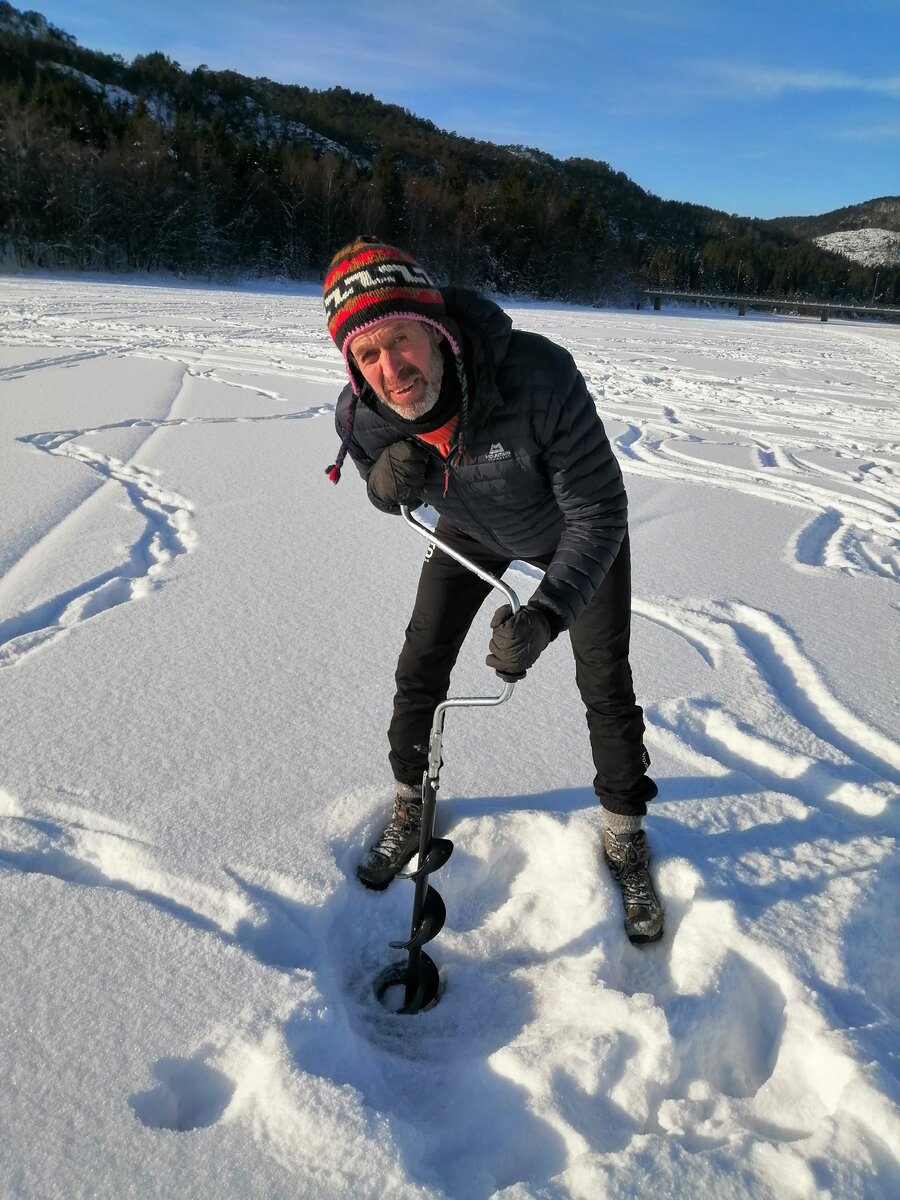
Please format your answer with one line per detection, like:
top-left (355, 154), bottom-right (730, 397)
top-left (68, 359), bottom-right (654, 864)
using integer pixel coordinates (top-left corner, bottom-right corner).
top-left (323, 236), bottom-right (467, 483)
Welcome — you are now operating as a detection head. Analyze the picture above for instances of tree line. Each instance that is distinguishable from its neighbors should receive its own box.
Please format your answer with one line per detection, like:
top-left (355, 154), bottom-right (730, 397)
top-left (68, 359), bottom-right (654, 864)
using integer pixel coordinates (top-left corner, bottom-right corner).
top-left (1, 9), bottom-right (897, 307)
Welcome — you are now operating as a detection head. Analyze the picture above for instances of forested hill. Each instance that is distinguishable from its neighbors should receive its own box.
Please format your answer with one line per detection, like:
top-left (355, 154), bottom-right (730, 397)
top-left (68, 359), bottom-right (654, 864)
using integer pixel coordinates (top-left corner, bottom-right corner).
top-left (769, 197), bottom-right (900, 240)
top-left (1, 3), bottom-right (897, 305)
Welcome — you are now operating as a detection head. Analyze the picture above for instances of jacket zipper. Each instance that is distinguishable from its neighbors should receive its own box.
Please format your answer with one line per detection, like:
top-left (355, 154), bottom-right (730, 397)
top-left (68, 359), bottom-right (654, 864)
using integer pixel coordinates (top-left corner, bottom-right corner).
top-left (424, 441), bottom-right (516, 555)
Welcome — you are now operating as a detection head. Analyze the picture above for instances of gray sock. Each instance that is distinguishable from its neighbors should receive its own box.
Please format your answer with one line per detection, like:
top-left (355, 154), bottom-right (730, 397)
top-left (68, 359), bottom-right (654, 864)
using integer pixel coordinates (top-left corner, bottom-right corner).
top-left (603, 809), bottom-right (643, 836)
top-left (395, 780), bottom-right (421, 801)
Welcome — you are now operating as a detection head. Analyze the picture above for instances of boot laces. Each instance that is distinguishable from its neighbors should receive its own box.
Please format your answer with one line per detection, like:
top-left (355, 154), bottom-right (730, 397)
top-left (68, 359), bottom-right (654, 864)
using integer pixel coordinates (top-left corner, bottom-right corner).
top-left (606, 832), bottom-right (657, 909)
top-left (619, 867), bottom-right (657, 910)
top-left (372, 798), bottom-right (422, 860)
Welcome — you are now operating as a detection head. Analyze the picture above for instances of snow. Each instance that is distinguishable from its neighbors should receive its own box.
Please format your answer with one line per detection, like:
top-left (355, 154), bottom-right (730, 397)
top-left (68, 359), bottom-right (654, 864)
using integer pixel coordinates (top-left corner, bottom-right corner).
top-left (37, 61), bottom-right (365, 164)
top-left (42, 62), bottom-right (176, 129)
top-left (243, 102), bottom-right (369, 166)
top-left (0, 9), bottom-right (58, 40)
top-left (1, 274), bottom-right (898, 1199)
top-left (814, 228), bottom-right (900, 268)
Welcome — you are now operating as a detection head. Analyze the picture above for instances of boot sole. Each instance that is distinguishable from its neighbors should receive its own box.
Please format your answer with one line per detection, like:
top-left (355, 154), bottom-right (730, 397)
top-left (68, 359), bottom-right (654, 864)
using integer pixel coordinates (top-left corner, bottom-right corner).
top-left (356, 867), bottom-right (395, 891)
top-left (627, 927), bottom-right (664, 945)
top-left (356, 845), bottom-right (419, 890)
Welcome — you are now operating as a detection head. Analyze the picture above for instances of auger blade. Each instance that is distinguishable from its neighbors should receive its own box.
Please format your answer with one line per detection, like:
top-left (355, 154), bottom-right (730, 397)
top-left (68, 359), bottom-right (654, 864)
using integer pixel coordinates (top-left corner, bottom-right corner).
top-left (399, 951), bottom-right (441, 1014)
top-left (373, 953), bottom-right (442, 1015)
top-left (398, 837), bottom-right (454, 880)
top-left (388, 885), bottom-right (446, 951)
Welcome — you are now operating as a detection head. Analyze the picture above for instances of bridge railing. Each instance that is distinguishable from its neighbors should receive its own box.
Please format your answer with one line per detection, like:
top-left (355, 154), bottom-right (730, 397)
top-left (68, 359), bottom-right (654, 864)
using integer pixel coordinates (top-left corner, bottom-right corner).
top-left (639, 290), bottom-right (900, 323)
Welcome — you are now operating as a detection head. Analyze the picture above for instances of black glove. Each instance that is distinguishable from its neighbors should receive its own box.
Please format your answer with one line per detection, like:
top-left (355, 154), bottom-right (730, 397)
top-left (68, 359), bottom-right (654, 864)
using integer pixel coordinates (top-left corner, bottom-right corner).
top-left (366, 441), bottom-right (430, 513)
top-left (486, 603), bottom-right (553, 681)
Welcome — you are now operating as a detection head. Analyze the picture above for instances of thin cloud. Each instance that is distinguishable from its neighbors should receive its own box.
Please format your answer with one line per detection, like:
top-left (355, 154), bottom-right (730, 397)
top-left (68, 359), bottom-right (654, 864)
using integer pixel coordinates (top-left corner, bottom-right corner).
top-left (173, 3), bottom-right (538, 93)
top-left (702, 61), bottom-right (900, 98)
top-left (830, 120), bottom-right (900, 140)
top-left (63, 0), bottom-right (540, 93)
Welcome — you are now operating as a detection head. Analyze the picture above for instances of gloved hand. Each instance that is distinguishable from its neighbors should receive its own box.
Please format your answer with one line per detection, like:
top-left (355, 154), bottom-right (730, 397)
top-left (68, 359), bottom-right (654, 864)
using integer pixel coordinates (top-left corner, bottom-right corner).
top-left (486, 603), bottom-right (553, 681)
top-left (366, 441), bottom-right (430, 513)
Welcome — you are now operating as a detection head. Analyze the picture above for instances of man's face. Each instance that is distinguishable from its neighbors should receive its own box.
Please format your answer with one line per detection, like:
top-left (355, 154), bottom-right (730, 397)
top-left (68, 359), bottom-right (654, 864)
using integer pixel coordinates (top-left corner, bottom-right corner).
top-left (349, 319), bottom-right (443, 418)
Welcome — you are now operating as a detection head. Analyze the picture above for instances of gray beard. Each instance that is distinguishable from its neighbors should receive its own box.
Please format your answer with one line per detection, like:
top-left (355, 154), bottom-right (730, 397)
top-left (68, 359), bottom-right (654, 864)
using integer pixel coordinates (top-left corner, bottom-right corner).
top-left (379, 345), bottom-right (444, 419)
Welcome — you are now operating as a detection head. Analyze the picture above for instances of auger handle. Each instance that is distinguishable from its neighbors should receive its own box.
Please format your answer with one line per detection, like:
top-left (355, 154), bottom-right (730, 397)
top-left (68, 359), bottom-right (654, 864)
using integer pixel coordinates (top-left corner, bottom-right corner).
top-left (393, 505), bottom-right (522, 1013)
top-left (400, 505), bottom-right (520, 618)
top-left (400, 503), bottom-right (521, 783)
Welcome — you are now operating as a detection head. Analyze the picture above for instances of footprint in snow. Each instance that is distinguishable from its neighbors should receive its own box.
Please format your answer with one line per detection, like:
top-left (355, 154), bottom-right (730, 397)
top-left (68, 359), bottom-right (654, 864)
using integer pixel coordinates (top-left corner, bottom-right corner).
top-left (129, 1051), bottom-right (236, 1131)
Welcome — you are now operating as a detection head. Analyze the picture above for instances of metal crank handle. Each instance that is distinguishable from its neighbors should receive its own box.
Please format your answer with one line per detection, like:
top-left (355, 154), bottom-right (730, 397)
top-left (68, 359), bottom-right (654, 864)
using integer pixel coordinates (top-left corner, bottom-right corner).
top-left (401, 503), bottom-right (520, 717)
top-left (400, 503), bottom-right (521, 780)
top-left (401, 501), bottom-right (520, 612)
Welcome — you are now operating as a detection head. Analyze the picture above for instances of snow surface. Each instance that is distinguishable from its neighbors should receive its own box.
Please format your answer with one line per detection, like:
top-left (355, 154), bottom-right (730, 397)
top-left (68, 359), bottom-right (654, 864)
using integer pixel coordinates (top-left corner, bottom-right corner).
top-left (0, 275), bottom-right (898, 1199)
top-left (814, 229), bottom-right (900, 269)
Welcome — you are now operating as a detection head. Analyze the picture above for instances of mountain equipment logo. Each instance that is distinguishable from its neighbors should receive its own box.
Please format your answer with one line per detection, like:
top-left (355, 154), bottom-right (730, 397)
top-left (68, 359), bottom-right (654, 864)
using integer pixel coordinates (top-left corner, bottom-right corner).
top-left (484, 442), bottom-right (512, 463)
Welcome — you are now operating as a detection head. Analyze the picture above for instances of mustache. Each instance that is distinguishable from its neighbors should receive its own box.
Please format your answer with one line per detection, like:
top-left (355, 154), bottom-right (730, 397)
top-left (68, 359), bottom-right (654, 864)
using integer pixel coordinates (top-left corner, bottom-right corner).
top-left (387, 366), bottom-right (424, 390)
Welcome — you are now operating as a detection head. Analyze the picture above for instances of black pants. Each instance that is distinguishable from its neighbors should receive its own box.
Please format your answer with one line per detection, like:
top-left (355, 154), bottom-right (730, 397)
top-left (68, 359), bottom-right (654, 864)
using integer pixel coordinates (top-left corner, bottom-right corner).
top-left (388, 520), bottom-right (657, 817)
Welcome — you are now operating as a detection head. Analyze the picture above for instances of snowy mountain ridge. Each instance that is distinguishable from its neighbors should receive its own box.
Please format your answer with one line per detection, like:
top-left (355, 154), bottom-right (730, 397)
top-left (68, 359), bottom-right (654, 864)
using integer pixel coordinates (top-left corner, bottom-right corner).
top-left (38, 59), bottom-right (368, 167)
top-left (42, 60), bottom-right (176, 129)
top-left (770, 195), bottom-right (900, 240)
top-left (813, 228), bottom-right (900, 268)
top-left (0, 4), bottom-right (62, 40)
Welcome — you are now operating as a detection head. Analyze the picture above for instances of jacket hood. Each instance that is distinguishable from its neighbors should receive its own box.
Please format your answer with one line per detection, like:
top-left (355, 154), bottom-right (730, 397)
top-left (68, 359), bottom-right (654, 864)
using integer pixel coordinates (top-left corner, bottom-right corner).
top-left (442, 287), bottom-right (513, 369)
top-left (440, 288), bottom-right (514, 437)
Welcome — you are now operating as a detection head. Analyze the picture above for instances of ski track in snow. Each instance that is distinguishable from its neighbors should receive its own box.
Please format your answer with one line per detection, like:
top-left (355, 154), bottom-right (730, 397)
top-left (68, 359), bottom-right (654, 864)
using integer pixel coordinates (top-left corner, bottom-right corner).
top-left (0, 284), bottom-right (339, 666)
top-left (2, 283), bottom-right (896, 672)
top-left (635, 596), bottom-right (899, 814)
top-left (550, 320), bottom-right (900, 582)
top-left (0, 400), bottom-right (332, 667)
top-left (1, 280), bottom-right (899, 1197)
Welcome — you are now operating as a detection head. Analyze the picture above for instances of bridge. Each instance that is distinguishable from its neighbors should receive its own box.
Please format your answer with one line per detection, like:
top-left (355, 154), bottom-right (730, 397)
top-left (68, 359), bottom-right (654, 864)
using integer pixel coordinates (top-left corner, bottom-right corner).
top-left (639, 290), bottom-right (900, 323)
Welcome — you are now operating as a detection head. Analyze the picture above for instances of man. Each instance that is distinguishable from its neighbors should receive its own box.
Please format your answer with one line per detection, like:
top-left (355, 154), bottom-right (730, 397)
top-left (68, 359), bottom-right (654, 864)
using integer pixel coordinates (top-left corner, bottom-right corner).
top-left (324, 236), bottom-right (663, 945)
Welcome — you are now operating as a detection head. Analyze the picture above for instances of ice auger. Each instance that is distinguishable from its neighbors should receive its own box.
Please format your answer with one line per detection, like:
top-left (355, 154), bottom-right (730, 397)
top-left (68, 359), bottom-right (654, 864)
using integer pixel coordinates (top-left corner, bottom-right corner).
top-left (374, 505), bottom-right (520, 1015)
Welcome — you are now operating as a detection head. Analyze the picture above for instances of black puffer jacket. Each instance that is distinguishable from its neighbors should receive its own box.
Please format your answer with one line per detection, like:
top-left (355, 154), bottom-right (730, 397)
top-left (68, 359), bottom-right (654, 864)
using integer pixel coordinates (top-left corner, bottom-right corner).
top-left (335, 288), bottom-right (628, 629)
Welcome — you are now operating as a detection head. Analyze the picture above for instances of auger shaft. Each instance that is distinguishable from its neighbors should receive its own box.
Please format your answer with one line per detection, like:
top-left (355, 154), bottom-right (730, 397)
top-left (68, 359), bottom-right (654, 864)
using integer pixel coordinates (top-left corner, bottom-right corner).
top-left (375, 508), bottom-right (519, 1014)
top-left (402, 769), bottom-right (440, 1009)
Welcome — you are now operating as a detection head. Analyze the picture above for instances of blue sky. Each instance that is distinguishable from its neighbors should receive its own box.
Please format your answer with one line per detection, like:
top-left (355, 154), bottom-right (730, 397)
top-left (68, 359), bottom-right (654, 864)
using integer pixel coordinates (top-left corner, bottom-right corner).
top-left (35, 0), bottom-right (900, 219)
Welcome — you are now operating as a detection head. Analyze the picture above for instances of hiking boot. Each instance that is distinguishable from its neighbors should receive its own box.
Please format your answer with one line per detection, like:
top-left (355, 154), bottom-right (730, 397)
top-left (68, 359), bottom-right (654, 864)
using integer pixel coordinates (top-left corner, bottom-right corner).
top-left (357, 793), bottom-right (423, 890)
top-left (602, 828), bottom-right (664, 944)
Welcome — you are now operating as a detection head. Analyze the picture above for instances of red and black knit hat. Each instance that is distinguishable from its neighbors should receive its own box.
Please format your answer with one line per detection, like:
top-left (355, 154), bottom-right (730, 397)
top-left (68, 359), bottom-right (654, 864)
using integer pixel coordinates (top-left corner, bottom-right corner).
top-left (324, 236), bottom-right (450, 368)
top-left (323, 236), bottom-right (466, 483)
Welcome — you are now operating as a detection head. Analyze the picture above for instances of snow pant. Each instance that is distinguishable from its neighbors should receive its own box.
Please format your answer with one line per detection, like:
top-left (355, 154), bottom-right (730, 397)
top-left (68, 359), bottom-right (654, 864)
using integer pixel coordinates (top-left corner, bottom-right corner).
top-left (388, 519), bottom-right (658, 817)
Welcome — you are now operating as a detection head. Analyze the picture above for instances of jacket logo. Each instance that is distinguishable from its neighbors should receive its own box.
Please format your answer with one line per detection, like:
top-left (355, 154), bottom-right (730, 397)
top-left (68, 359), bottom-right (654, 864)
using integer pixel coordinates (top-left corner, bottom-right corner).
top-left (483, 442), bottom-right (512, 463)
